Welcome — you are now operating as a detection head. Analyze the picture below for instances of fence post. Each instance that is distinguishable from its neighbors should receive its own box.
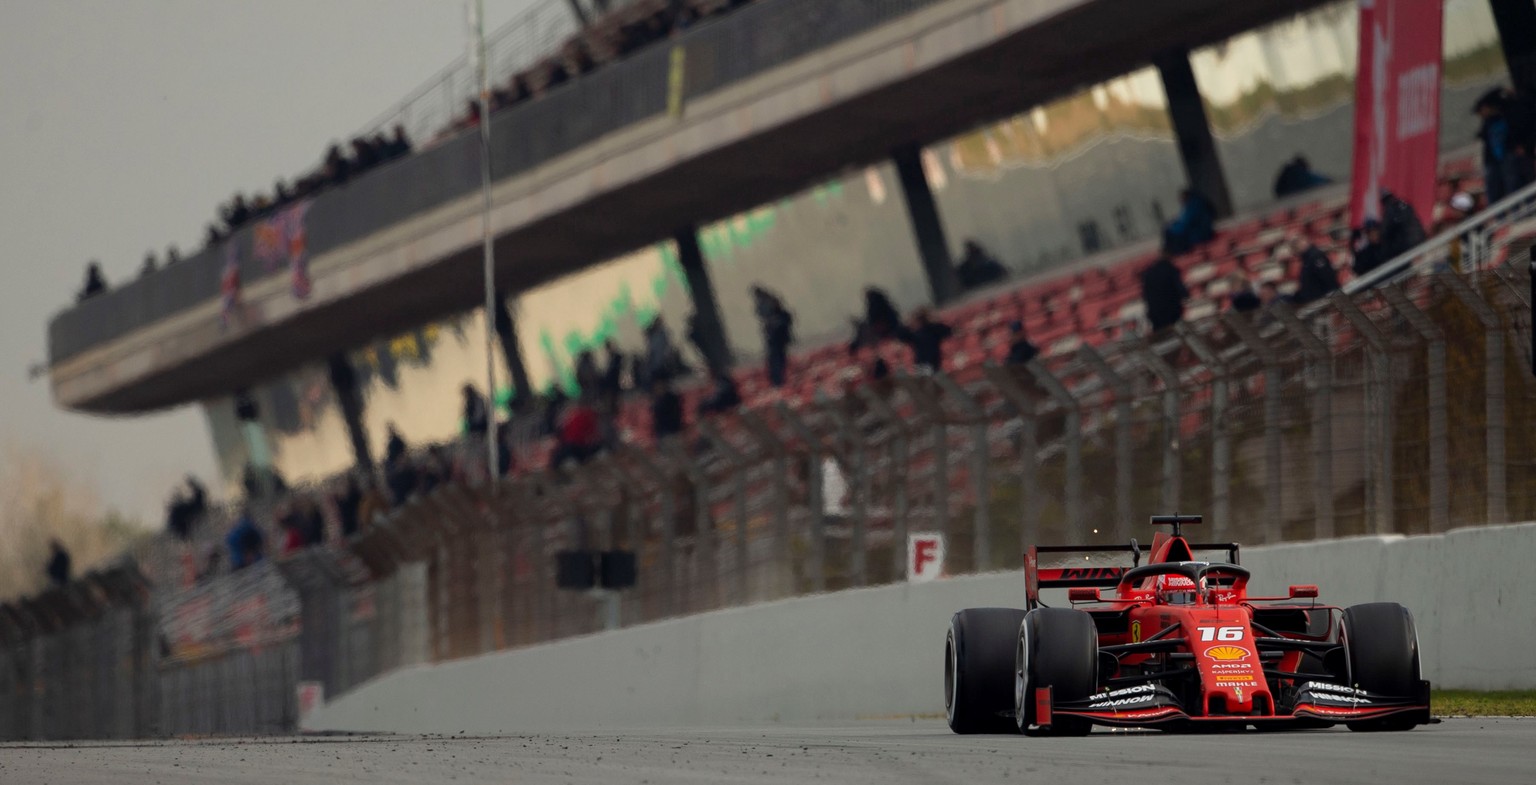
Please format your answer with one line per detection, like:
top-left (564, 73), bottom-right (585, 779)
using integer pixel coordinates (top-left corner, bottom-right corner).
top-left (1438, 269), bottom-right (1507, 525)
top-left (1220, 313), bottom-right (1286, 542)
top-left (894, 377), bottom-right (951, 547)
top-left (1176, 325), bottom-right (1235, 540)
top-left (1077, 345), bottom-right (1133, 543)
top-left (623, 446), bottom-right (682, 617)
top-left (984, 364), bottom-right (1041, 551)
top-left (1381, 284), bottom-right (1449, 532)
top-left (1270, 301), bottom-right (1334, 539)
top-left (1134, 342), bottom-right (1182, 511)
top-left (1332, 293), bottom-right (1394, 535)
top-left (737, 411), bottom-right (793, 598)
top-left (857, 386), bottom-right (913, 581)
top-left (778, 402), bottom-right (826, 593)
top-left (697, 419), bottom-right (754, 602)
top-left (933, 373), bottom-right (992, 572)
top-left (1028, 360), bottom-right (1081, 540)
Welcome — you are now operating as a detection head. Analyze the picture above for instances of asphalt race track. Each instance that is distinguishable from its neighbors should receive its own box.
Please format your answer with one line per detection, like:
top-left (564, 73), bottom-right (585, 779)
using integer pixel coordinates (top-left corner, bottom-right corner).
top-left (3, 719), bottom-right (1531, 784)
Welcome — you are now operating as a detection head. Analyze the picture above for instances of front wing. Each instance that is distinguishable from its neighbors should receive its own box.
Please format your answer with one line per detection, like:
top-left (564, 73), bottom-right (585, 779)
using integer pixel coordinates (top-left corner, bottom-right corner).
top-left (1039, 682), bottom-right (1432, 729)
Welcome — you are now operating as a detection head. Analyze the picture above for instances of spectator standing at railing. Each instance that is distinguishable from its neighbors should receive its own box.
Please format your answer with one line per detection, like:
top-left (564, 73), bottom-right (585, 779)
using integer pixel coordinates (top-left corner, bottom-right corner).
top-left (1139, 255), bottom-right (1188, 332)
top-left (601, 339), bottom-right (627, 402)
top-left (279, 505), bottom-right (306, 557)
top-left (227, 509), bottom-right (265, 571)
top-left (46, 540), bottom-right (71, 588)
top-left (575, 349), bottom-right (602, 394)
top-left (1227, 273), bottom-right (1261, 314)
top-left (140, 251), bottom-right (158, 278)
top-left (165, 476), bottom-right (208, 541)
top-left (77, 262), bottom-right (107, 302)
top-left (551, 394), bottom-right (603, 469)
top-left (1475, 88), bottom-right (1535, 203)
top-left (1351, 220), bottom-right (1388, 278)
top-left (1378, 192), bottom-right (1426, 261)
top-left (384, 423), bottom-right (407, 468)
top-left (898, 308), bottom-right (953, 373)
top-left (1004, 321), bottom-right (1039, 365)
top-left (651, 378), bottom-right (685, 441)
top-left (697, 372), bottom-right (742, 417)
top-left (334, 474), bottom-right (363, 539)
top-left (863, 287), bottom-right (901, 342)
top-left (1161, 189), bottom-right (1216, 255)
top-left (1288, 237), bottom-right (1340, 305)
top-left (752, 286), bottom-right (794, 387)
top-left (955, 239), bottom-right (1008, 291)
top-left (461, 383), bottom-right (490, 436)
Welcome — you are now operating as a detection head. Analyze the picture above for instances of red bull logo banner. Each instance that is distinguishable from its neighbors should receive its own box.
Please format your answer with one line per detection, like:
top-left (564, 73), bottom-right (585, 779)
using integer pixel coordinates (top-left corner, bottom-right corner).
top-left (1349, 0), bottom-right (1444, 228)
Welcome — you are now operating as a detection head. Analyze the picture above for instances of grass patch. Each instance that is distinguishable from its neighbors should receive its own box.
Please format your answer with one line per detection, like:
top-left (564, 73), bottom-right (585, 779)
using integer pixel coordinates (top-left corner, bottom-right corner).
top-left (1434, 691), bottom-right (1536, 717)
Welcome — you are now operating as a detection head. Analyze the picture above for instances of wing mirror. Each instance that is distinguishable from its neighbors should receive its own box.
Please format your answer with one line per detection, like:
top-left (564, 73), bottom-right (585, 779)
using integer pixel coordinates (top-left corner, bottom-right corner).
top-left (1288, 584), bottom-right (1319, 599)
top-left (1068, 587), bottom-right (1102, 603)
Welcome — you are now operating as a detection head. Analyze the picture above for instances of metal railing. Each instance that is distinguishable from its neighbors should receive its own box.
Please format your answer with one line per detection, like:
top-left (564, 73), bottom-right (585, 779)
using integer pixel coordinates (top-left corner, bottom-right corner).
top-left (11, 200), bottom-right (1536, 739)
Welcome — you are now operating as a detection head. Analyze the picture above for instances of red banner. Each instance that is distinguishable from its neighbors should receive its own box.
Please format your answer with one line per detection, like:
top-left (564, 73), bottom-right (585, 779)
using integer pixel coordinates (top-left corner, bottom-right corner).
top-left (1349, 0), bottom-right (1444, 228)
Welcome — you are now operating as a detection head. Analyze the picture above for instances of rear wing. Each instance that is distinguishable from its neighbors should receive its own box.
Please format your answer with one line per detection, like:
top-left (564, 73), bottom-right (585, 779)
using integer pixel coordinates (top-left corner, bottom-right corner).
top-left (1025, 542), bottom-right (1241, 608)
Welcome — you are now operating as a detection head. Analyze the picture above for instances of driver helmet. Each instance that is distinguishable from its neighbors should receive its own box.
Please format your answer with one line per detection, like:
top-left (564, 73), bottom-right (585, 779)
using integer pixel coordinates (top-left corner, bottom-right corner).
top-left (1155, 573), bottom-right (1200, 605)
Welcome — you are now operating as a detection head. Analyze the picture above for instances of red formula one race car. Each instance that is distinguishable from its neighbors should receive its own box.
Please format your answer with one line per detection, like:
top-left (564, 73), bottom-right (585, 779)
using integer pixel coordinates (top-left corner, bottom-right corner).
top-left (945, 515), bottom-right (1431, 734)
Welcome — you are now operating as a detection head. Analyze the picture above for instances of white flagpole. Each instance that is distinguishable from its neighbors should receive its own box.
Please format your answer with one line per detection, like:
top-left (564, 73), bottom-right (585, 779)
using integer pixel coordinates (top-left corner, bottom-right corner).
top-left (473, 0), bottom-right (499, 488)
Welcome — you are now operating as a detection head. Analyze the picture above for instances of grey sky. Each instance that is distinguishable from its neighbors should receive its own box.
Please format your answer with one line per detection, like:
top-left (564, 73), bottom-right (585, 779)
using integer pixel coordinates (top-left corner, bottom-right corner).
top-left (0, 0), bottom-right (539, 523)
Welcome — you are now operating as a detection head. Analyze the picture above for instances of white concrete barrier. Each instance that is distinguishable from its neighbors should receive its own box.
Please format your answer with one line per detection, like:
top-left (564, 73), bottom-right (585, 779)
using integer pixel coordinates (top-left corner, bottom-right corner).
top-left (305, 524), bottom-right (1536, 734)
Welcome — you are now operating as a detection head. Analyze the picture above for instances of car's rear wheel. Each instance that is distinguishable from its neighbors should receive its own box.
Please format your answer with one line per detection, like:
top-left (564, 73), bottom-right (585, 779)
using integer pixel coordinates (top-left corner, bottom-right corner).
top-left (1341, 602), bottom-right (1422, 732)
top-left (946, 608), bottom-right (1027, 734)
top-left (1015, 608), bottom-right (1097, 736)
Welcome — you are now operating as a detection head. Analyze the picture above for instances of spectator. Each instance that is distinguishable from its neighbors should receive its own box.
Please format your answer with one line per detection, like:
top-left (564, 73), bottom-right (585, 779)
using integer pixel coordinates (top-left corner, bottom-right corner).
top-left (1435, 191), bottom-right (1477, 234)
top-left (863, 287), bottom-right (901, 340)
top-left (1162, 189), bottom-right (1216, 254)
top-left (1004, 321), bottom-right (1039, 365)
top-left (388, 124), bottom-right (412, 159)
top-left (870, 356), bottom-right (892, 381)
top-left (697, 372), bottom-right (742, 417)
top-left (600, 339), bottom-right (626, 399)
top-left (1475, 88), bottom-right (1534, 203)
top-left (1378, 192), bottom-right (1427, 260)
top-left (540, 388), bottom-right (568, 438)
top-left (1272, 155), bottom-right (1332, 198)
top-left (1227, 273), bottom-right (1261, 313)
top-left (643, 316), bottom-right (687, 386)
top-left (461, 383), bottom-right (490, 436)
top-left (954, 239), bottom-right (1008, 290)
top-left (384, 423), bottom-right (408, 467)
top-left (651, 379), bottom-right (685, 441)
top-left (46, 540), bottom-right (71, 588)
top-left (335, 474), bottom-right (363, 539)
top-left (1351, 220), bottom-right (1388, 278)
top-left (1259, 281), bottom-right (1281, 307)
top-left (165, 245), bottom-right (182, 265)
top-left (496, 421), bottom-right (516, 477)
top-left (141, 251), bottom-right (158, 277)
top-left (1289, 237), bottom-right (1341, 305)
top-left (550, 395), bottom-right (603, 468)
top-left (299, 497), bottom-right (325, 545)
top-left (78, 262), bottom-right (107, 302)
top-left (279, 506), bottom-right (307, 557)
top-left (752, 286), bottom-right (794, 388)
top-left (227, 509), bottom-right (265, 570)
top-left (1140, 256), bottom-right (1189, 332)
top-left (898, 308), bottom-right (953, 373)
top-left (574, 349), bottom-right (602, 393)
top-left (165, 476), bottom-right (207, 540)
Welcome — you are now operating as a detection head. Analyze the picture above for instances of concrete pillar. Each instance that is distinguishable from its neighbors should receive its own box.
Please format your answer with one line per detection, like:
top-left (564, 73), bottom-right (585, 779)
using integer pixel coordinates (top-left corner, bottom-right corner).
top-left (1491, 0), bottom-right (1536, 96)
top-left (327, 354), bottom-right (373, 470)
top-left (492, 298), bottom-right (534, 408)
top-left (892, 144), bottom-right (959, 304)
top-left (1155, 49), bottom-right (1233, 218)
top-left (673, 227), bottom-right (733, 375)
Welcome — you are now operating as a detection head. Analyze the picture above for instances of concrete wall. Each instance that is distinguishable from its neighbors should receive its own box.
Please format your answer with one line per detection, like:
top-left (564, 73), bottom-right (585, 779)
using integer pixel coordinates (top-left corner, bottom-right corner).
top-left (304, 524), bottom-right (1536, 734)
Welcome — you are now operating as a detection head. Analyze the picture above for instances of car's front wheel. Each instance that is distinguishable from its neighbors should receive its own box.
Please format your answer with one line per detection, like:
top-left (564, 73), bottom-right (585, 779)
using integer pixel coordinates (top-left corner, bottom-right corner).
top-left (946, 608), bottom-right (1027, 734)
top-left (1015, 608), bottom-right (1097, 736)
top-left (1341, 602), bottom-right (1423, 732)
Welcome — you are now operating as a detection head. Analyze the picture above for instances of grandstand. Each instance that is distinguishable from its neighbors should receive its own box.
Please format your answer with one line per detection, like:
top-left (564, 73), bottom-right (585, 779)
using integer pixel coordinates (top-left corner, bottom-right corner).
top-left (10, 0), bottom-right (1536, 740)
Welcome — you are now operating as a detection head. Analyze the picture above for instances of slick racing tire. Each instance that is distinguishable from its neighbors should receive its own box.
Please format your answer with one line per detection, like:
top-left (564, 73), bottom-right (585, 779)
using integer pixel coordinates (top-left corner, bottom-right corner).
top-left (946, 608), bottom-right (1028, 734)
top-left (1341, 602), bottom-right (1422, 732)
top-left (1015, 608), bottom-right (1097, 736)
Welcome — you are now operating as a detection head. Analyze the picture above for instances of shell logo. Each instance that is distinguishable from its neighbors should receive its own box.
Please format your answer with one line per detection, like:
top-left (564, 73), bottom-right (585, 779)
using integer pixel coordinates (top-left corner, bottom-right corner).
top-left (1206, 645), bottom-right (1251, 661)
